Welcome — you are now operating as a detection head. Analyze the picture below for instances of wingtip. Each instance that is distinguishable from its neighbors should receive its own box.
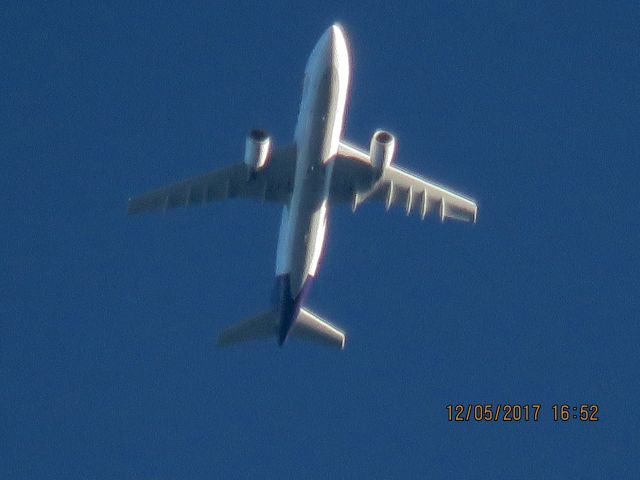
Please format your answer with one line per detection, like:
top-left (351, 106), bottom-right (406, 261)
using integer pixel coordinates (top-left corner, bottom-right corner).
top-left (126, 198), bottom-right (137, 215)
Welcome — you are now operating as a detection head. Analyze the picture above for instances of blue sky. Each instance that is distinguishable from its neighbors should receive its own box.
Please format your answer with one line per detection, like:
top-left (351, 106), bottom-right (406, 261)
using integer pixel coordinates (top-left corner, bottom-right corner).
top-left (2, 1), bottom-right (638, 478)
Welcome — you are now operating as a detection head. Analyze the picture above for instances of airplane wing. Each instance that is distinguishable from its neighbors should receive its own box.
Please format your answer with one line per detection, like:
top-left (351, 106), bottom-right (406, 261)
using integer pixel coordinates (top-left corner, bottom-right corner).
top-left (127, 144), bottom-right (297, 214)
top-left (331, 140), bottom-right (477, 222)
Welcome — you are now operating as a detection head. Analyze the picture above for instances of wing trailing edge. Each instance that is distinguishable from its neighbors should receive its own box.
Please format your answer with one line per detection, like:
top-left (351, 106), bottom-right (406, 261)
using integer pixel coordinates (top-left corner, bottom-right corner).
top-left (127, 144), bottom-right (297, 214)
top-left (332, 140), bottom-right (478, 223)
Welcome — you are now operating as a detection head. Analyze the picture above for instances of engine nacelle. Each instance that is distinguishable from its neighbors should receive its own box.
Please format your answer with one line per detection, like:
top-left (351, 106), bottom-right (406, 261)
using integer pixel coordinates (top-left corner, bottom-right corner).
top-left (369, 130), bottom-right (396, 177)
top-left (243, 129), bottom-right (272, 171)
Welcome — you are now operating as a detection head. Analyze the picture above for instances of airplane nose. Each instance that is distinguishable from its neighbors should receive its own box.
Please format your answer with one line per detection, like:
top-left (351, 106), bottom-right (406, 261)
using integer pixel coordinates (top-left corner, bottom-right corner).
top-left (326, 24), bottom-right (340, 46)
top-left (316, 26), bottom-right (335, 55)
top-left (327, 24), bottom-right (346, 59)
top-left (303, 23), bottom-right (350, 103)
top-left (311, 24), bottom-right (348, 71)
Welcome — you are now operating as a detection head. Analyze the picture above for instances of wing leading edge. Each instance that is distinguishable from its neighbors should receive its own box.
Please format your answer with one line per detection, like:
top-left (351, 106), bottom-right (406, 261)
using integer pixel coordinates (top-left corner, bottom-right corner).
top-left (332, 140), bottom-right (477, 222)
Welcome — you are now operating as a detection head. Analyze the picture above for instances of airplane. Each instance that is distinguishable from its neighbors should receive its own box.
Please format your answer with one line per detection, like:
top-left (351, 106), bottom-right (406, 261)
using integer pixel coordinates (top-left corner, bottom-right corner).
top-left (128, 24), bottom-right (477, 350)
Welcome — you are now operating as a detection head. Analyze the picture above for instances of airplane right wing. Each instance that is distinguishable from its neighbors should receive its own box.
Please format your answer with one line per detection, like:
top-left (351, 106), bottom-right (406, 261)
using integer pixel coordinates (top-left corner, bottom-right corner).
top-left (331, 140), bottom-right (477, 222)
top-left (128, 144), bottom-right (297, 214)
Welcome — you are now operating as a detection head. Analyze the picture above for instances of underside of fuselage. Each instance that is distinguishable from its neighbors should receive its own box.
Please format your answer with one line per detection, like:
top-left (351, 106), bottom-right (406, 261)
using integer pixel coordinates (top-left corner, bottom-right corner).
top-left (271, 273), bottom-right (313, 345)
top-left (272, 25), bottom-right (350, 343)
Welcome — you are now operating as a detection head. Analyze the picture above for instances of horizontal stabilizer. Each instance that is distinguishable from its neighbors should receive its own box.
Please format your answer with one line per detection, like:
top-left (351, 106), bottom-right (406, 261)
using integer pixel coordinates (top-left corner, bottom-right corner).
top-left (217, 309), bottom-right (277, 347)
top-left (290, 308), bottom-right (346, 349)
top-left (217, 307), bottom-right (345, 349)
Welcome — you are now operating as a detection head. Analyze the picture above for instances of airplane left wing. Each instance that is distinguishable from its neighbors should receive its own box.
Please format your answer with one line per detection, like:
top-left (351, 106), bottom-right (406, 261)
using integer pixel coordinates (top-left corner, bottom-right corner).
top-left (331, 141), bottom-right (477, 222)
top-left (128, 144), bottom-right (296, 214)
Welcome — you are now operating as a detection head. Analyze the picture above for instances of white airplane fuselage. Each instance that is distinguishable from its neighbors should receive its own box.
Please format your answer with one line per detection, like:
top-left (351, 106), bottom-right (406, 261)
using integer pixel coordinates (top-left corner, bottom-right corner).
top-left (273, 25), bottom-right (350, 344)
top-left (128, 23), bottom-right (477, 349)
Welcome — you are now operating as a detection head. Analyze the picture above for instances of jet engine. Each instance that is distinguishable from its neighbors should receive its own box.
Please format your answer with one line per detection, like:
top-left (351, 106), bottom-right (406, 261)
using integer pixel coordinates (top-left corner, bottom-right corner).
top-left (243, 129), bottom-right (272, 171)
top-left (369, 130), bottom-right (396, 177)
